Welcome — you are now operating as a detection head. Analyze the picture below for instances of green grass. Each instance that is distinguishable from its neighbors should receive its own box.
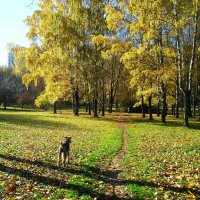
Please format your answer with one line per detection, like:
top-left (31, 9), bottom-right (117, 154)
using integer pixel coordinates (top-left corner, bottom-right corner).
top-left (0, 109), bottom-right (199, 199)
top-left (121, 115), bottom-right (200, 199)
top-left (0, 109), bottom-right (122, 199)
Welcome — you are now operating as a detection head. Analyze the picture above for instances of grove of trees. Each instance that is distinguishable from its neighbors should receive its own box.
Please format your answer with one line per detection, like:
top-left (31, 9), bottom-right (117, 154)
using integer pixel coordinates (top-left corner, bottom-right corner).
top-left (2, 0), bottom-right (200, 127)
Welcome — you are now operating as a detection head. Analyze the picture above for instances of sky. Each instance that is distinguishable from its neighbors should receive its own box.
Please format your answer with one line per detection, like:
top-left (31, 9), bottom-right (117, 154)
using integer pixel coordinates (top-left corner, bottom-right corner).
top-left (0, 0), bottom-right (37, 66)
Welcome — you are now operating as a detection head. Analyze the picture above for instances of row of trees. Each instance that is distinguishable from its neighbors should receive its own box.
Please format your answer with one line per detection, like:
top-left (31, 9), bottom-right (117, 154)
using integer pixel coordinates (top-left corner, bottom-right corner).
top-left (0, 57), bottom-right (42, 110)
top-left (12, 0), bottom-right (200, 127)
top-left (0, 66), bottom-right (19, 109)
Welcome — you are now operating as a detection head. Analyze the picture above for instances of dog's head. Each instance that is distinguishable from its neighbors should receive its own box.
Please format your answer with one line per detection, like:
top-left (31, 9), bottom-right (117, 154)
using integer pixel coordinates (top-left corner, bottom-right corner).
top-left (65, 136), bottom-right (71, 143)
top-left (60, 136), bottom-right (71, 145)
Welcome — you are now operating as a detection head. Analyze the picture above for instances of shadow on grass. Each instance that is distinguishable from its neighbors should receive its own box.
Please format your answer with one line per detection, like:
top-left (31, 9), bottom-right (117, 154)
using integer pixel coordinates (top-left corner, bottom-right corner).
top-left (88, 113), bottom-right (200, 130)
top-left (0, 163), bottom-right (102, 198)
top-left (1, 109), bottom-right (199, 130)
top-left (0, 154), bottom-right (199, 199)
top-left (0, 113), bottom-right (79, 130)
top-left (148, 118), bottom-right (200, 130)
top-left (0, 108), bottom-right (37, 112)
top-left (81, 113), bottom-right (136, 124)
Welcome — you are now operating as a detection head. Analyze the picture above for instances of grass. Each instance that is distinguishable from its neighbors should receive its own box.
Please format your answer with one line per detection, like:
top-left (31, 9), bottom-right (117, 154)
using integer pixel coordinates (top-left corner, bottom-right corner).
top-left (0, 109), bottom-right (199, 199)
top-left (0, 109), bottom-right (122, 199)
top-left (121, 116), bottom-right (200, 199)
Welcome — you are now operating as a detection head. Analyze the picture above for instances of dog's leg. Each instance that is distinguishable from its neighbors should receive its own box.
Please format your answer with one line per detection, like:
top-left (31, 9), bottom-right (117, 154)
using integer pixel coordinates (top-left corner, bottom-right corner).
top-left (57, 150), bottom-right (62, 166)
top-left (66, 150), bottom-right (69, 164)
top-left (63, 152), bottom-right (67, 167)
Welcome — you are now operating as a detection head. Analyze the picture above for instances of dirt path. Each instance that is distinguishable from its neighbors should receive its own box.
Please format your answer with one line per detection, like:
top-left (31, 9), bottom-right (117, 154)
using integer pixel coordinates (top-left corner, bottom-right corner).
top-left (103, 121), bottom-right (131, 199)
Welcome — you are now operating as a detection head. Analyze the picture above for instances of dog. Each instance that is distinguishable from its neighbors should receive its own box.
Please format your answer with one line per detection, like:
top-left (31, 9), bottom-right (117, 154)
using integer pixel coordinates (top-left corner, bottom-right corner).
top-left (57, 136), bottom-right (71, 167)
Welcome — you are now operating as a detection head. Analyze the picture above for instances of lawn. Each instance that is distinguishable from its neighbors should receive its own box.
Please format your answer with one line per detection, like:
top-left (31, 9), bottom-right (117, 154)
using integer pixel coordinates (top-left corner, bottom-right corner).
top-left (0, 109), bottom-right (199, 199)
top-left (0, 109), bottom-right (122, 199)
top-left (121, 116), bottom-right (200, 199)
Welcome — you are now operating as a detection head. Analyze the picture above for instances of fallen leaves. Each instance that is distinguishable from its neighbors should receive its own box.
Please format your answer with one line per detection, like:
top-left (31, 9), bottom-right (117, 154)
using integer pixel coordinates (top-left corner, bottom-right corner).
top-left (122, 117), bottom-right (200, 199)
top-left (6, 183), bottom-right (17, 193)
top-left (0, 110), bottom-right (122, 199)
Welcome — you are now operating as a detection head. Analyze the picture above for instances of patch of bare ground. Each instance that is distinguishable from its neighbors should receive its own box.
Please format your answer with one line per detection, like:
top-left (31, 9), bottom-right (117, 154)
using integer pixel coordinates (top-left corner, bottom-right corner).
top-left (101, 122), bottom-right (131, 200)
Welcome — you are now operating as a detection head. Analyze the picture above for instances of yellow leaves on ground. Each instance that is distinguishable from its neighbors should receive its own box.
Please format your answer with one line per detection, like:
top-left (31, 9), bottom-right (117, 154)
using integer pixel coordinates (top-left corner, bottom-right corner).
top-left (123, 117), bottom-right (200, 199)
top-left (0, 110), bottom-right (122, 199)
top-left (6, 183), bottom-right (17, 193)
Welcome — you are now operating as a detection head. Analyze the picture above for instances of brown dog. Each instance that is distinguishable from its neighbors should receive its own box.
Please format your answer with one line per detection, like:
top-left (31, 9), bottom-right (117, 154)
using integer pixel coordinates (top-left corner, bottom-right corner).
top-left (57, 136), bottom-right (71, 167)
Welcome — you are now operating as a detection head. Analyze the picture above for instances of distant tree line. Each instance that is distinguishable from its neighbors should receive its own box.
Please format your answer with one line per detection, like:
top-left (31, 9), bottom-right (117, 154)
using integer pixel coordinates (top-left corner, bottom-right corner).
top-left (0, 64), bottom-right (42, 110)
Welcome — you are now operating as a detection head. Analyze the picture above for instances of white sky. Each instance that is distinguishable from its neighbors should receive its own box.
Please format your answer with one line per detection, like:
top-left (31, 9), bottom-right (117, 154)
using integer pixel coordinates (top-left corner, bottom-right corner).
top-left (0, 0), bottom-right (37, 66)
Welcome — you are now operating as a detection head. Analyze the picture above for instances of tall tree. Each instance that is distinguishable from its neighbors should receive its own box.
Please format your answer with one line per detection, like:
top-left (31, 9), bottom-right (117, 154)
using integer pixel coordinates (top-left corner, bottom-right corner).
top-left (174, 0), bottom-right (199, 127)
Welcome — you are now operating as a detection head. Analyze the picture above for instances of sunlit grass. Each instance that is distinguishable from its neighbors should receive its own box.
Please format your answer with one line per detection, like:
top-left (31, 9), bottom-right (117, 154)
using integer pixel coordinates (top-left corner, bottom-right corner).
top-left (121, 114), bottom-right (200, 199)
top-left (0, 109), bottom-right (122, 199)
top-left (0, 110), bottom-right (199, 199)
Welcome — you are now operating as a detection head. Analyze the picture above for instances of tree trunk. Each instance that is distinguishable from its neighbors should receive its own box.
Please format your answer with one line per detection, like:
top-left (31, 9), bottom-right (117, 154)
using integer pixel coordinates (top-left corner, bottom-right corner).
top-left (102, 102), bottom-right (105, 116)
top-left (174, 0), bottom-right (198, 126)
top-left (193, 95), bottom-right (196, 117)
top-left (54, 102), bottom-right (57, 114)
top-left (198, 93), bottom-right (200, 121)
top-left (141, 95), bottom-right (145, 118)
top-left (157, 83), bottom-right (161, 117)
top-left (102, 80), bottom-right (105, 116)
top-left (93, 99), bottom-right (98, 117)
top-left (199, 105), bottom-right (200, 121)
top-left (161, 82), bottom-right (167, 124)
top-left (187, 0), bottom-right (198, 119)
top-left (86, 102), bottom-right (88, 112)
top-left (188, 97), bottom-right (192, 117)
top-left (98, 101), bottom-right (102, 114)
top-left (109, 87), bottom-right (113, 113)
top-left (175, 79), bottom-right (179, 118)
top-left (93, 82), bottom-right (98, 117)
top-left (88, 101), bottom-right (91, 115)
top-left (3, 94), bottom-right (7, 110)
top-left (174, 7), bottom-right (180, 119)
top-left (74, 87), bottom-right (79, 116)
top-left (157, 101), bottom-right (160, 117)
top-left (198, 84), bottom-right (200, 121)
top-left (158, 26), bottom-right (168, 124)
top-left (183, 91), bottom-right (190, 127)
top-left (148, 94), bottom-right (153, 120)
top-left (72, 91), bottom-right (75, 114)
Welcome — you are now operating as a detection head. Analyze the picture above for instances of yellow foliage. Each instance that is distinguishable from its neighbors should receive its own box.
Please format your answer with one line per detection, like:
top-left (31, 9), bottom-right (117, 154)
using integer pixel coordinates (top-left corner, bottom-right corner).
top-left (105, 5), bottom-right (124, 32)
top-left (92, 35), bottom-right (110, 47)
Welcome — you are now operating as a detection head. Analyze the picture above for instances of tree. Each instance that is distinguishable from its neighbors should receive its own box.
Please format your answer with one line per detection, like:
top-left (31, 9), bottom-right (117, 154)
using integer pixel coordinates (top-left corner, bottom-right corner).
top-left (173, 0), bottom-right (199, 127)
top-left (0, 67), bottom-right (19, 109)
top-left (24, 0), bottom-right (77, 113)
